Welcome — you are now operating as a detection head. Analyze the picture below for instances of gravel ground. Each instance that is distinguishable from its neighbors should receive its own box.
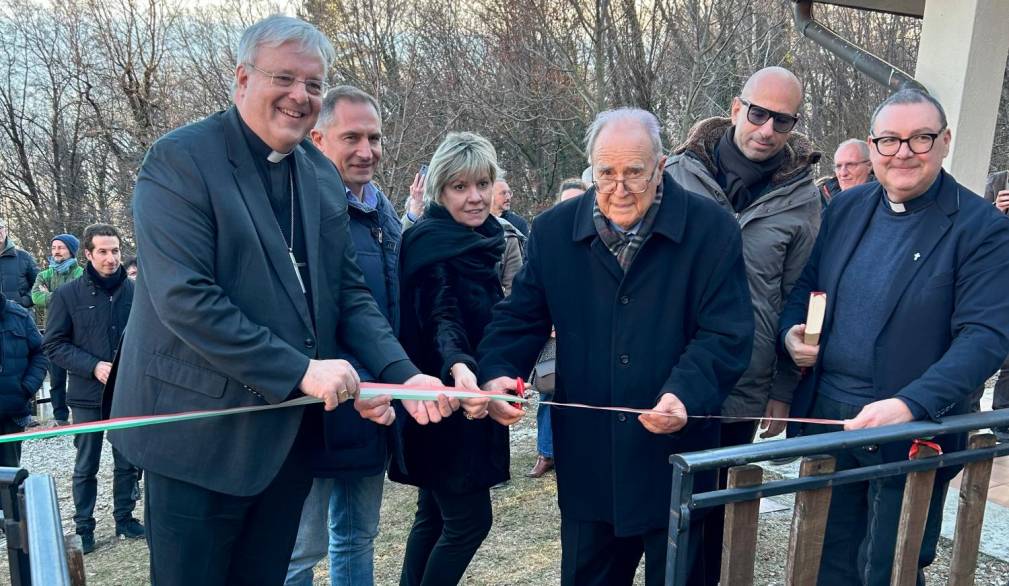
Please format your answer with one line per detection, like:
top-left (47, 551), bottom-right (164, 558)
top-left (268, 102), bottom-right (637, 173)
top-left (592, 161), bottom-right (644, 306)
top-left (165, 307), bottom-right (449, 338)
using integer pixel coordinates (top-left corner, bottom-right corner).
top-left (1, 394), bottom-right (1007, 585)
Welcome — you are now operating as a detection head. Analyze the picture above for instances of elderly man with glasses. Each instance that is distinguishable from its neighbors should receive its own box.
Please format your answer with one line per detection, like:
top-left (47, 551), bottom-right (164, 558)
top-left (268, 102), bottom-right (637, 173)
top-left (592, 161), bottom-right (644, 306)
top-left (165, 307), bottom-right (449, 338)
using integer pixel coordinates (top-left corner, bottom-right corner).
top-left (779, 88), bottom-right (1009, 585)
top-left (664, 66), bottom-right (821, 585)
top-left (817, 139), bottom-right (875, 206)
top-left (478, 108), bottom-right (754, 585)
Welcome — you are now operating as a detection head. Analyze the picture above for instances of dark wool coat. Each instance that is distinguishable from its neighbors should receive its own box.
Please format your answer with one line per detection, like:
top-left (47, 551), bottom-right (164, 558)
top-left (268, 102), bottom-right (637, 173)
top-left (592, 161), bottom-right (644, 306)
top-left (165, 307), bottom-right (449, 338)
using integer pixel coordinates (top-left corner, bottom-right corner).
top-left (779, 172), bottom-right (1009, 465)
top-left (42, 267), bottom-right (133, 408)
top-left (389, 211), bottom-right (509, 494)
top-left (0, 294), bottom-right (47, 417)
top-left (478, 177), bottom-right (754, 536)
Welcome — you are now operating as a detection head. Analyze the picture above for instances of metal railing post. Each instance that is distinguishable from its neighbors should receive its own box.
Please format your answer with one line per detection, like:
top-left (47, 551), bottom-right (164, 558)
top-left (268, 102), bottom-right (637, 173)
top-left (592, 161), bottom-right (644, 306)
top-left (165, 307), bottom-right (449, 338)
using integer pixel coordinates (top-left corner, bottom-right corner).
top-left (23, 474), bottom-right (72, 586)
top-left (666, 460), bottom-right (694, 586)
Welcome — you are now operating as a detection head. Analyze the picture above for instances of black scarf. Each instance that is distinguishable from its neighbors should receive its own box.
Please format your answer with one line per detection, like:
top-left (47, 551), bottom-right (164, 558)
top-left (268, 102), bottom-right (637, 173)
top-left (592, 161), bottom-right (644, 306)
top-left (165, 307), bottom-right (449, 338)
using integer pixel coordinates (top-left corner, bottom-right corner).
top-left (714, 126), bottom-right (786, 212)
top-left (400, 204), bottom-right (505, 284)
top-left (86, 262), bottom-right (127, 294)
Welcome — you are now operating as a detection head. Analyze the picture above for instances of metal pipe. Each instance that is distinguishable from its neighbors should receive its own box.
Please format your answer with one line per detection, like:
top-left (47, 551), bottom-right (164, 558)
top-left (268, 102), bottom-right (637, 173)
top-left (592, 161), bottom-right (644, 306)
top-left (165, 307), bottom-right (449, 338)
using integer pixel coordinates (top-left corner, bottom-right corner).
top-left (24, 475), bottom-right (72, 586)
top-left (792, 0), bottom-right (926, 93)
top-left (672, 409), bottom-right (1009, 471)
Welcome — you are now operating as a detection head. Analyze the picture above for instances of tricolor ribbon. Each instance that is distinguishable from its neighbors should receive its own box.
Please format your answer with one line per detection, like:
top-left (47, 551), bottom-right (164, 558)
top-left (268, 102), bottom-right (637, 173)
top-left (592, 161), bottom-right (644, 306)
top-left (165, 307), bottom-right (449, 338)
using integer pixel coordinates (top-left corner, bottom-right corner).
top-left (0, 385), bottom-right (523, 445)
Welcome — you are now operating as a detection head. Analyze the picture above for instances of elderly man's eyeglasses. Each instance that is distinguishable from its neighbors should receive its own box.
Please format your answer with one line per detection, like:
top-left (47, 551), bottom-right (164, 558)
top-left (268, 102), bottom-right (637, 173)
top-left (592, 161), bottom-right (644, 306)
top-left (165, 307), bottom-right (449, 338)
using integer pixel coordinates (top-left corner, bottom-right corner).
top-left (869, 129), bottom-right (945, 156)
top-left (738, 98), bottom-right (799, 133)
top-left (593, 163), bottom-right (659, 195)
top-left (834, 160), bottom-right (870, 172)
top-left (247, 64), bottom-right (328, 97)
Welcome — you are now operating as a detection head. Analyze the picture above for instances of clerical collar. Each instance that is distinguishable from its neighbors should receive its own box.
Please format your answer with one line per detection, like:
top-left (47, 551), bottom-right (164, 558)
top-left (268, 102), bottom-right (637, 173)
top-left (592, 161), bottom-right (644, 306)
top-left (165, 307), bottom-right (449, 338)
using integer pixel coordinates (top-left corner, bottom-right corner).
top-left (237, 111), bottom-right (294, 164)
top-left (882, 171), bottom-right (943, 214)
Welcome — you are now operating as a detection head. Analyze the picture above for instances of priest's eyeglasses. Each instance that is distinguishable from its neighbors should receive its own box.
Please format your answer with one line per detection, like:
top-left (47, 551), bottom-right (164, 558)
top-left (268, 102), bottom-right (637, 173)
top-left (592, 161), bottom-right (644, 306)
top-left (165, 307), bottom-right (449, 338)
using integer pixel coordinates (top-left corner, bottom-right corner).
top-left (247, 64), bottom-right (328, 97)
top-left (869, 129), bottom-right (945, 156)
top-left (593, 163), bottom-right (659, 195)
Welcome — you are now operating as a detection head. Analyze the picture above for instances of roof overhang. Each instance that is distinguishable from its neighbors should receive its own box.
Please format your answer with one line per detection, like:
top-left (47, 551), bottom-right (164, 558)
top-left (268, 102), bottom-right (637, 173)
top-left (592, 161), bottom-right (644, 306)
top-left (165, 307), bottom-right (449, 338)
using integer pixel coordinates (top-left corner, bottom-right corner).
top-left (813, 0), bottom-right (924, 18)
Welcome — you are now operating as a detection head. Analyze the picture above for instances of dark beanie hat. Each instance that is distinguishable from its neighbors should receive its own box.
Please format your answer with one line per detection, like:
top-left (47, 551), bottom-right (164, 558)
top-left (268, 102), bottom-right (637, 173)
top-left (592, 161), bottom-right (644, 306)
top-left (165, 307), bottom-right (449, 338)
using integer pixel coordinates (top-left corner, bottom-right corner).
top-left (53, 233), bottom-right (80, 257)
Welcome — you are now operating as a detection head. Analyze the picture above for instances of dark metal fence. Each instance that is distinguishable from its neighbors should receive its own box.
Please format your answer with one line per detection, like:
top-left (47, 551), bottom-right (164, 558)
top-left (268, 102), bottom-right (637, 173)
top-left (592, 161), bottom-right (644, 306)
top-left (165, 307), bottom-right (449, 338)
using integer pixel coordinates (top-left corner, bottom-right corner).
top-left (665, 409), bottom-right (1009, 585)
top-left (1, 468), bottom-right (75, 586)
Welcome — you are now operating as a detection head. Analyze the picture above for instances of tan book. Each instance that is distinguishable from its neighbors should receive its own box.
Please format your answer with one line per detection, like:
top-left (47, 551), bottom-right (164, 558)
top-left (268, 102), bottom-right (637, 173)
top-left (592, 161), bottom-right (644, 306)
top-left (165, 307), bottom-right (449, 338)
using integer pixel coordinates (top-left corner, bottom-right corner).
top-left (804, 292), bottom-right (827, 345)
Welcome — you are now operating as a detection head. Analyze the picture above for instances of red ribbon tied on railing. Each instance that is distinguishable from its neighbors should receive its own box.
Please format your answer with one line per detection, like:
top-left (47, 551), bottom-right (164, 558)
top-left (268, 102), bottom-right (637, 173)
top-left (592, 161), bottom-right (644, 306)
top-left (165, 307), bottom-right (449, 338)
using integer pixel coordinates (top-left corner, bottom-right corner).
top-left (909, 438), bottom-right (943, 459)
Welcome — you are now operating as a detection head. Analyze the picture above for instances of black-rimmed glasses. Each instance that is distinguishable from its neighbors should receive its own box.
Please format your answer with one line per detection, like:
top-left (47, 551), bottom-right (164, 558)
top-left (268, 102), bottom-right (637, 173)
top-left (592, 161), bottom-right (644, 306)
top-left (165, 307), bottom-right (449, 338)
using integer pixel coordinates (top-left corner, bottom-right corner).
top-left (247, 64), bottom-right (328, 97)
top-left (869, 129), bottom-right (945, 156)
top-left (593, 162), bottom-right (660, 195)
top-left (834, 160), bottom-right (870, 172)
top-left (738, 98), bottom-right (800, 133)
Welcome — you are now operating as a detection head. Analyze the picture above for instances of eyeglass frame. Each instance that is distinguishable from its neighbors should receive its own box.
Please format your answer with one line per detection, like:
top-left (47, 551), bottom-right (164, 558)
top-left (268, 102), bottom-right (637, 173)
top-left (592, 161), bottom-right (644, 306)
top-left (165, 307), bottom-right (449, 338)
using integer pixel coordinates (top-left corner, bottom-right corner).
top-left (868, 127), bottom-right (946, 156)
top-left (592, 161), bottom-right (661, 195)
top-left (245, 63), bottom-right (329, 97)
top-left (737, 98), bottom-right (800, 134)
top-left (833, 160), bottom-right (871, 172)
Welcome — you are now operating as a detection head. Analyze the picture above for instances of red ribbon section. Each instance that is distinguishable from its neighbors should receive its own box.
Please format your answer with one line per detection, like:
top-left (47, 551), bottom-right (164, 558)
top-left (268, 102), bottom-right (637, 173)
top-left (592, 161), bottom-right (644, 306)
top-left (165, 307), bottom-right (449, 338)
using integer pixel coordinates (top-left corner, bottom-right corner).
top-left (909, 438), bottom-right (943, 458)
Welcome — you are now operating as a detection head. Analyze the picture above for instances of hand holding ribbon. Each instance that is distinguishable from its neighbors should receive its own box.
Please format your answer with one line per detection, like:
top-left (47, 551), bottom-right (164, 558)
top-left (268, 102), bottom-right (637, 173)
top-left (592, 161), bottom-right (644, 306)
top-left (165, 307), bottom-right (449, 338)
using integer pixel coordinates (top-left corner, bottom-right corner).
top-left (638, 393), bottom-right (688, 434)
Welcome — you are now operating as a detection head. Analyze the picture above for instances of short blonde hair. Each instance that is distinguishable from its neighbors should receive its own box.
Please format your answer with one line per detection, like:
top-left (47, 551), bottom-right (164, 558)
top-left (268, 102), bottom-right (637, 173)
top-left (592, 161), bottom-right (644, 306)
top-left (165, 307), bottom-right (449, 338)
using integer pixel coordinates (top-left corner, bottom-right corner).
top-left (424, 132), bottom-right (500, 207)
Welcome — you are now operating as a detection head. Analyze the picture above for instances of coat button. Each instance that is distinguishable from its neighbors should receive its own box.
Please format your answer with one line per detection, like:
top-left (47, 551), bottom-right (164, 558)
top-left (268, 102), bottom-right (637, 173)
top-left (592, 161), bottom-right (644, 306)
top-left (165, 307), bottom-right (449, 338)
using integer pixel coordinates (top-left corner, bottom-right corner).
top-left (304, 338), bottom-right (315, 349)
top-left (619, 354), bottom-right (630, 365)
top-left (617, 413), bottom-right (627, 422)
top-left (619, 296), bottom-right (630, 305)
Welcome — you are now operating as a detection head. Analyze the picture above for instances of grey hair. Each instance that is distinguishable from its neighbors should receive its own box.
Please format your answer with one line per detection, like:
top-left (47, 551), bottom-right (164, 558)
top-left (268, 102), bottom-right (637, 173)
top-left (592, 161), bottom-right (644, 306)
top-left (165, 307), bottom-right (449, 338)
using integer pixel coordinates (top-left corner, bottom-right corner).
top-left (423, 132), bottom-right (500, 208)
top-left (584, 108), bottom-right (663, 164)
top-left (237, 15), bottom-right (336, 75)
top-left (316, 85), bottom-right (381, 130)
top-left (870, 89), bottom-right (948, 134)
top-left (835, 138), bottom-right (870, 160)
top-left (556, 177), bottom-right (587, 202)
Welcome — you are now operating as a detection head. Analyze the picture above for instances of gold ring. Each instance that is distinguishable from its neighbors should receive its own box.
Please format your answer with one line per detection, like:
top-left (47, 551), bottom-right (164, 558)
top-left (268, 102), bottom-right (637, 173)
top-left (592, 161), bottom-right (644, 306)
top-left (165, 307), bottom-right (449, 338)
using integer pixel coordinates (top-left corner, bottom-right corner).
top-left (464, 412), bottom-right (474, 420)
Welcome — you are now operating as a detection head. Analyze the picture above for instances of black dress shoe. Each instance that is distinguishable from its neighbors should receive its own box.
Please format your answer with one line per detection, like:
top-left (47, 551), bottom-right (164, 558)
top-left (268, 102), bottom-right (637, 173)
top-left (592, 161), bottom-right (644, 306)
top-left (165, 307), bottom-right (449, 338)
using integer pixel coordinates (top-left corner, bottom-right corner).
top-left (526, 455), bottom-right (555, 478)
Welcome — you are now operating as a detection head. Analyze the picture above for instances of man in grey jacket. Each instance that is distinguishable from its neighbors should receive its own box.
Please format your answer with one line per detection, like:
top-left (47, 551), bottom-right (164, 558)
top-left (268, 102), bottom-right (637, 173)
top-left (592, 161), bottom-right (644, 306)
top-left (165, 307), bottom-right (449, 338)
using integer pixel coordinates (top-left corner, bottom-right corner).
top-left (664, 66), bottom-right (820, 585)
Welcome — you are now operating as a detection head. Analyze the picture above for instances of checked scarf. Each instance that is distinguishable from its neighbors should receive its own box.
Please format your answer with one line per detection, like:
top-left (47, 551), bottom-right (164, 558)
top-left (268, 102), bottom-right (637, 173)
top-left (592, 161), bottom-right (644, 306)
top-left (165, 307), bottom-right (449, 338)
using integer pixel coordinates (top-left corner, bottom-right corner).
top-left (592, 186), bottom-right (663, 271)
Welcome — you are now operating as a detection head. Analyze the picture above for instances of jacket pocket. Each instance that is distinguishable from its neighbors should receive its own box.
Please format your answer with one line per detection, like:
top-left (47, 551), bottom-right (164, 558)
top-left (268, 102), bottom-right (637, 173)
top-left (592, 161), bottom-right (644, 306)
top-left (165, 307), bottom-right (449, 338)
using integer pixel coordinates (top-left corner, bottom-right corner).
top-left (145, 353), bottom-right (227, 398)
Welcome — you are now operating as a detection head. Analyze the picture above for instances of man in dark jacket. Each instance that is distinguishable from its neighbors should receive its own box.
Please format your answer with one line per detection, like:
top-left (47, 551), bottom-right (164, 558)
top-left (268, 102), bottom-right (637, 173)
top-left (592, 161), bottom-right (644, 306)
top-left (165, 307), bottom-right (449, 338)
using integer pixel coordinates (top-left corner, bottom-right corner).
top-left (984, 169), bottom-right (1009, 441)
top-left (816, 139), bottom-right (874, 206)
top-left (42, 223), bottom-right (142, 554)
top-left (780, 89), bottom-right (1009, 585)
top-left (284, 85), bottom-right (405, 586)
top-left (0, 218), bottom-right (39, 310)
top-left (491, 177), bottom-right (530, 237)
top-left (478, 108), bottom-right (754, 585)
top-left (0, 292), bottom-right (47, 467)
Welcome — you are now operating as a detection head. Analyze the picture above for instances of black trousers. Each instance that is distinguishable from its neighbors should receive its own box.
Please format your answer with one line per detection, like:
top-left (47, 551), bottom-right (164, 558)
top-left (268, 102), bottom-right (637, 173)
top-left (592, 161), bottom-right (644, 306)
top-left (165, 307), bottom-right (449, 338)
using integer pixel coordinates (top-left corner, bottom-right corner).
top-left (807, 395), bottom-right (947, 586)
top-left (0, 418), bottom-right (24, 467)
top-left (144, 438), bottom-right (313, 586)
top-left (699, 420), bottom-right (758, 586)
top-left (48, 364), bottom-right (69, 421)
top-left (400, 486), bottom-right (493, 586)
top-left (559, 516), bottom-right (699, 586)
top-left (71, 406), bottom-right (140, 533)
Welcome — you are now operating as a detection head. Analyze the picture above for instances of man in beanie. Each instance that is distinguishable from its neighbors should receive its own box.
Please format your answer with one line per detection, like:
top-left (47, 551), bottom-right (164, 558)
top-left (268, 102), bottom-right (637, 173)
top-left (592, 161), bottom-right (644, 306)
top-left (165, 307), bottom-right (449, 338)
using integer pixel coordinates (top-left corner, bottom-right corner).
top-left (32, 233), bottom-right (84, 425)
top-left (0, 218), bottom-right (39, 310)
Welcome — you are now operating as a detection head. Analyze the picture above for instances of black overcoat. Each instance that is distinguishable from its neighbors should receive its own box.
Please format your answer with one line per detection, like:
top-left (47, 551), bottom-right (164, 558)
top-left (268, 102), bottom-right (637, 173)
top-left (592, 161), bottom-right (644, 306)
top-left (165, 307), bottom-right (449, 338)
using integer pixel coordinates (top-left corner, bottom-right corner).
top-left (478, 178), bottom-right (754, 536)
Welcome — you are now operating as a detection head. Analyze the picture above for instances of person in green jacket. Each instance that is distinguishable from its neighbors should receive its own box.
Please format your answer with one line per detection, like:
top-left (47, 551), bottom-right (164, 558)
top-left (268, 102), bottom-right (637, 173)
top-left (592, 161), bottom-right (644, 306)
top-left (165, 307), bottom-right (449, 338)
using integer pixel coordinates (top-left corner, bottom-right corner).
top-left (31, 233), bottom-right (82, 425)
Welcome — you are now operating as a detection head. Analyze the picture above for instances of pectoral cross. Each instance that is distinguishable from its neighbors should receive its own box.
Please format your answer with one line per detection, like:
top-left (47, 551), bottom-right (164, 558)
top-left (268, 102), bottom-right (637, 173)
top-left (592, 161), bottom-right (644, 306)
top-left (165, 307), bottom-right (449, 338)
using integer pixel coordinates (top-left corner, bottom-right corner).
top-left (290, 251), bottom-right (307, 294)
top-left (913, 252), bottom-right (921, 262)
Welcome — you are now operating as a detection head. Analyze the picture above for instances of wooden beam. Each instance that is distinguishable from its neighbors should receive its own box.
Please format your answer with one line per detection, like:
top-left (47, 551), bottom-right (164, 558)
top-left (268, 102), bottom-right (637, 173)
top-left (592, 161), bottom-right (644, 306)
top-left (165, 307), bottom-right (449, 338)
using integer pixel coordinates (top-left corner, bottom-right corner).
top-left (785, 455), bottom-right (836, 586)
top-left (892, 441), bottom-right (940, 586)
top-left (948, 433), bottom-right (997, 586)
top-left (721, 465), bottom-right (764, 586)
top-left (812, 0), bottom-right (925, 18)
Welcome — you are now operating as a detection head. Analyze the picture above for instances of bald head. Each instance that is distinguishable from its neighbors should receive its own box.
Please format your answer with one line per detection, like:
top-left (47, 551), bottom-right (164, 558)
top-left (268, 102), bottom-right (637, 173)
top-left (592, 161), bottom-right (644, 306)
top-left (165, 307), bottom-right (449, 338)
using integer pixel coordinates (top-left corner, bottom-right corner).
top-left (730, 67), bottom-right (803, 162)
top-left (740, 67), bottom-right (803, 107)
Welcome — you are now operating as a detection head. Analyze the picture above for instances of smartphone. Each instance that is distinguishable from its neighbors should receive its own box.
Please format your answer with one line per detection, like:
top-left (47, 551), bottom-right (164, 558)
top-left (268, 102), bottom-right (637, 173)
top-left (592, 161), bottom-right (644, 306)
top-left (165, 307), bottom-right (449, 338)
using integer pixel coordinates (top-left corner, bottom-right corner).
top-left (419, 164), bottom-right (429, 177)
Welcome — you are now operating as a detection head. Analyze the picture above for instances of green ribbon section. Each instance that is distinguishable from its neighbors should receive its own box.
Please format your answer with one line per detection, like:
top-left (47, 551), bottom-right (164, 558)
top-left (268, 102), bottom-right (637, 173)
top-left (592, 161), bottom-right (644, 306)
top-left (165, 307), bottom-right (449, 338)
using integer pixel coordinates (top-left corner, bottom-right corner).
top-left (1, 386), bottom-right (526, 445)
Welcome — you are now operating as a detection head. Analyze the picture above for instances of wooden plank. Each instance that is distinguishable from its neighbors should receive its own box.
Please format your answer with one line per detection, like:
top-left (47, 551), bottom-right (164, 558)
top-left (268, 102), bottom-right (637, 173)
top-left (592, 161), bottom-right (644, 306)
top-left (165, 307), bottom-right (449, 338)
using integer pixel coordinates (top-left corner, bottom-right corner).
top-left (948, 432), bottom-right (997, 586)
top-left (785, 455), bottom-right (836, 586)
top-left (63, 533), bottom-right (86, 586)
top-left (892, 441), bottom-right (940, 586)
top-left (721, 465), bottom-right (764, 586)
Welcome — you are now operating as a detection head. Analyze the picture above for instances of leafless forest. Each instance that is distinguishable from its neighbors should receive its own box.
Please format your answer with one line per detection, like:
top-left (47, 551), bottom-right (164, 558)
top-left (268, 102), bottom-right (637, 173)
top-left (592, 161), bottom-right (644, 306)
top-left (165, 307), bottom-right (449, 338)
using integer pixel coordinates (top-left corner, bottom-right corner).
top-left (2, 0), bottom-right (1008, 258)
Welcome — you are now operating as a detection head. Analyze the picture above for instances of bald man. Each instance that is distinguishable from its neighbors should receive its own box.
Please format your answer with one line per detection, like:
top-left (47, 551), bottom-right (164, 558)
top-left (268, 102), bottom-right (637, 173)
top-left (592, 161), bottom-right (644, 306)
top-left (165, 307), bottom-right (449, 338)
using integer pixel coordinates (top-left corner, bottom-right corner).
top-left (817, 139), bottom-right (874, 205)
top-left (664, 66), bottom-right (821, 585)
